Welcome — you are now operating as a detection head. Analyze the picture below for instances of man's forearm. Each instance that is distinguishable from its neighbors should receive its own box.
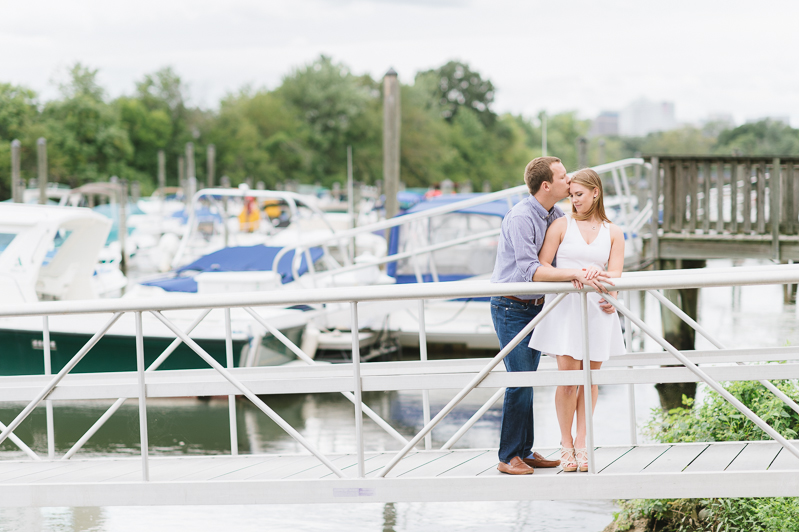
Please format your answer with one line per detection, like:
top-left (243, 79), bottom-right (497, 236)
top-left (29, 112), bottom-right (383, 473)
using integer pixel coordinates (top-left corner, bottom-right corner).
top-left (532, 264), bottom-right (577, 282)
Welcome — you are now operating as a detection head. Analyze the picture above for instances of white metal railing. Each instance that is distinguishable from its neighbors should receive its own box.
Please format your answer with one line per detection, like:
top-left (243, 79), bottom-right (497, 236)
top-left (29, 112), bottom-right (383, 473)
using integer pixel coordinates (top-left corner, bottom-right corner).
top-left (0, 265), bottom-right (797, 481)
top-left (272, 158), bottom-right (650, 284)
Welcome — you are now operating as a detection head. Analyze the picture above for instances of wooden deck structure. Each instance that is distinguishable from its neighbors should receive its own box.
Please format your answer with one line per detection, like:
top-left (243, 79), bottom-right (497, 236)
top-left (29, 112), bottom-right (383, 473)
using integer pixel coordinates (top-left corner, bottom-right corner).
top-left (644, 155), bottom-right (799, 261)
top-left (0, 442), bottom-right (797, 507)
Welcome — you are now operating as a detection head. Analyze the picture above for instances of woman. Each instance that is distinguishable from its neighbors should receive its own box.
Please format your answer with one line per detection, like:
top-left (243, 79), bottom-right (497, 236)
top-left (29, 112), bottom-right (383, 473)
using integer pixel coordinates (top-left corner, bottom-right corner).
top-left (529, 168), bottom-right (625, 472)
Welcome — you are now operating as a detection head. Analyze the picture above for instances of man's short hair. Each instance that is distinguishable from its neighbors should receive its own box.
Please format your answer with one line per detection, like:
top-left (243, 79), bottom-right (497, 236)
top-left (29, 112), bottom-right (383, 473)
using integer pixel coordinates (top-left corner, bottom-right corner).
top-left (524, 156), bottom-right (562, 195)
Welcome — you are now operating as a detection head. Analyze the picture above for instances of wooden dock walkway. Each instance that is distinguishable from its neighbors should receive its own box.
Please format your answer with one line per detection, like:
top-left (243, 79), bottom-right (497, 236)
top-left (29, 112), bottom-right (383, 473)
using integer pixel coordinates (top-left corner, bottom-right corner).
top-left (0, 441), bottom-right (797, 507)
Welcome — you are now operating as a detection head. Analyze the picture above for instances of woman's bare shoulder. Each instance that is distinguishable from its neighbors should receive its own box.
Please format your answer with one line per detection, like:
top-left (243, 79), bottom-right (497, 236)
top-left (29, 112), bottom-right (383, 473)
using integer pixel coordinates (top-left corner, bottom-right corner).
top-left (607, 222), bottom-right (625, 239)
top-left (549, 216), bottom-right (568, 231)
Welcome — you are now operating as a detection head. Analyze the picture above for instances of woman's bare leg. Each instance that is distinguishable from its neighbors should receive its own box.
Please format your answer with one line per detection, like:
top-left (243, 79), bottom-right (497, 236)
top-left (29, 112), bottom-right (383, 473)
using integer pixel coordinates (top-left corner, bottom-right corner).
top-left (574, 361), bottom-right (603, 449)
top-left (555, 355), bottom-right (582, 448)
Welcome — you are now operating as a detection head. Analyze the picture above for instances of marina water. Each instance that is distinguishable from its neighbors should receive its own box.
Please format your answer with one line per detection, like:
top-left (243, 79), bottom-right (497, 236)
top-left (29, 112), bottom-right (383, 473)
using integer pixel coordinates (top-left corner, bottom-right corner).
top-left (0, 259), bottom-right (796, 531)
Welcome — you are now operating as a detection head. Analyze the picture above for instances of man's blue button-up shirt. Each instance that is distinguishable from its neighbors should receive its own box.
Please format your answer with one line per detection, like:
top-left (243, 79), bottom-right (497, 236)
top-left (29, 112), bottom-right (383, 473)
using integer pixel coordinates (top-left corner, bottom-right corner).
top-left (490, 195), bottom-right (564, 299)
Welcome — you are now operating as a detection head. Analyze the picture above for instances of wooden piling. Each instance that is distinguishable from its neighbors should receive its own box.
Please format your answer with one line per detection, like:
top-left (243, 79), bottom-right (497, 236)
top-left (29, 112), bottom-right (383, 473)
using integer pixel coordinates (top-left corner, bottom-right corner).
top-left (186, 143), bottom-right (195, 180)
top-left (656, 259), bottom-right (705, 410)
top-left (207, 144), bottom-right (215, 188)
top-left (577, 137), bottom-right (588, 169)
top-left (157, 150), bottom-right (166, 192)
top-left (11, 140), bottom-right (21, 203)
top-left (37, 138), bottom-right (47, 205)
top-left (383, 68), bottom-right (400, 221)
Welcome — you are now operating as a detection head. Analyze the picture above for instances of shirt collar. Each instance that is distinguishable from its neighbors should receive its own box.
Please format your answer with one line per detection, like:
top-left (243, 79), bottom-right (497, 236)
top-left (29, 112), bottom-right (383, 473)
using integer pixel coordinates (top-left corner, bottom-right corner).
top-left (529, 195), bottom-right (557, 220)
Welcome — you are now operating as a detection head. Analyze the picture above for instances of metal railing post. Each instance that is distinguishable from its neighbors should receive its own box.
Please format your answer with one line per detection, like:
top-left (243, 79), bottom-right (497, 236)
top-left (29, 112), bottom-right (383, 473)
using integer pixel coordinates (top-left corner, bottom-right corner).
top-left (418, 300), bottom-right (432, 450)
top-left (603, 292), bottom-right (799, 461)
top-left (151, 311), bottom-right (345, 477)
top-left (441, 388), bottom-right (504, 450)
top-left (62, 309), bottom-right (213, 460)
top-left (243, 307), bottom-right (408, 445)
top-left (377, 293), bottom-right (568, 478)
top-left (351, 302), bottom-right (365, 478)
top-left (42, 316), bottom-right (55, 459)
top-left (135, 312), bottom-right (150, 481)
top-left (623, 292), bottom-right (637, 445)
top-left (0, 312), bottom-right (122, 447)
top-left (648, 289), bottom-right (799, 416)
top-left (580, 293), bottom-right (596, 474)
top-left (225, 308), bottom-right (238, 456)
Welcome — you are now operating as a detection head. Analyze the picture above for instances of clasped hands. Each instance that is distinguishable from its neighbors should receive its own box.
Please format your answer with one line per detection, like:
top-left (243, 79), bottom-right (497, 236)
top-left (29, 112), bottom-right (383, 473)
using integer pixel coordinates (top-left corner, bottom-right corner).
top-left (571, 266), bottom-right (617, 314)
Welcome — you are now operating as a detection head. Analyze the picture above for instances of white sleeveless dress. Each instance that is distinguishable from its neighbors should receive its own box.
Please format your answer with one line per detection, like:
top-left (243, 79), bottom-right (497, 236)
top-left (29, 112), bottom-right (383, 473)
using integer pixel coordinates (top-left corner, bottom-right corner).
top-left (529, 216), bottom-right (625, 362)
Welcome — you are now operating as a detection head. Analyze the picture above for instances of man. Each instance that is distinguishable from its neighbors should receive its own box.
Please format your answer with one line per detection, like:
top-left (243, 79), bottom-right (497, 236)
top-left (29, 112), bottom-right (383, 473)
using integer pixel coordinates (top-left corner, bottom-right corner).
top-left (490, 156), bottom-right (610, 475)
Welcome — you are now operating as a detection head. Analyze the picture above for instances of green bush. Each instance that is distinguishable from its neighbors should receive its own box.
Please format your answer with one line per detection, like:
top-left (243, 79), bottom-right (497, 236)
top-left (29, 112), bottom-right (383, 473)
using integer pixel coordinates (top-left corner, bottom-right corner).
top-left (609, 379), bottom-right (799, 532)
top-left (644, 380), bottom-right (799, 443)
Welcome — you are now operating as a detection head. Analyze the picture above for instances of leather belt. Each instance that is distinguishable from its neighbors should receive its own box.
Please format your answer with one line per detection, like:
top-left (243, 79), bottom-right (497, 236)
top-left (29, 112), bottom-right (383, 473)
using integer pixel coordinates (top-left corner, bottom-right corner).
top-left (503, 295), bottom-right (545, 305)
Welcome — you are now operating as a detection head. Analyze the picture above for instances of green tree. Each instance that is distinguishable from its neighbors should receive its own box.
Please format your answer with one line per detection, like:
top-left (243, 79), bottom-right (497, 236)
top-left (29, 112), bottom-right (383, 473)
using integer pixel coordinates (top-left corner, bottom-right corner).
top-left (40, 64), bottom-right (133, 186)
top-left (276, 55), bottom-right (376, 185)
top-left (208, 88), bottom-right (311, 187)
top-left (0, 83), bottom-right (40, 199)
top-left (716, 119), bottom-right (799, 156)
top-left (415, 61), bottom-right (496, 127)
top-left (133, 67), bottom-right (194, 184)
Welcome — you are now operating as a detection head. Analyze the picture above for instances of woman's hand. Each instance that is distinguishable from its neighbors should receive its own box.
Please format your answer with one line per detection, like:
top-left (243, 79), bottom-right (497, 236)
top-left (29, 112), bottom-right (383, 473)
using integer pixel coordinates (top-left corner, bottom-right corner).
top-left (572, 279), bottom-right (584, 290)
top-left (583, 266), bottom-right (603, 280)
top-left (575, 269), bottom-right (613, 294)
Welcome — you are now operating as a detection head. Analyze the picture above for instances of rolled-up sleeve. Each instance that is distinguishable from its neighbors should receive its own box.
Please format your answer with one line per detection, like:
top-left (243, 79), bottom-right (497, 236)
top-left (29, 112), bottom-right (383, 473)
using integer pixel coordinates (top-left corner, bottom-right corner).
top-left (507, 215), bottom-right (540, 282)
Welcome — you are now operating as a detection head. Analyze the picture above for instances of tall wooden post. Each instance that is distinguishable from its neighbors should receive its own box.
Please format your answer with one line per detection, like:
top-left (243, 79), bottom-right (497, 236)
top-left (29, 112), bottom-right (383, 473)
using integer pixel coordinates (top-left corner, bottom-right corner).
top-left (185, 142), bottom-right (195, 180)
top-left (115, 177), bottom-right (129, 279)
top-left (383, 68), bottom-right (400, 221)
top-left (37, 138), bottom-right (47, 204)
top-left (11, 140), bottom-right (21, 203)
top-left (207, 144), bottom-right (216, 188)
top-left (577, 137), bottom-right (588, 169)
top-left (598, 139), bottom-right (606, 165)
top-left (178, 156), bottom-right (186, 205)
top-left (157, 150), bottom-right (166, 192)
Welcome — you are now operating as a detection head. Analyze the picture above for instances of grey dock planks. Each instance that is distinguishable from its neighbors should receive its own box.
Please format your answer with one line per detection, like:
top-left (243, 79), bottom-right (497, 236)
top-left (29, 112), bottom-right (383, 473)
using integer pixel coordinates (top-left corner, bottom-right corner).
top-left (643, 444), bottom-right (707, 473)
top-left (0, 443), bottom-right (798, 506)
top-left (726, 441), bottom-right (783, 472)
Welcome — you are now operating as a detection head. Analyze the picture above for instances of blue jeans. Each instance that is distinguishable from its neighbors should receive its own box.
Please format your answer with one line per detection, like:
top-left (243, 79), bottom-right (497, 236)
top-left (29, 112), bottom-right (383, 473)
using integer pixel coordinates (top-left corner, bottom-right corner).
top-left (490, 296), bottom-right (543, 464)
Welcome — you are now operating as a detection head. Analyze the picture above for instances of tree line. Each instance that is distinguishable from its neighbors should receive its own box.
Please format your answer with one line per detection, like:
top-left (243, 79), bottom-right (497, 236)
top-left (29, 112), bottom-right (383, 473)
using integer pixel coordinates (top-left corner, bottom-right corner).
top-left (2, 56), bottom-right (799, 200)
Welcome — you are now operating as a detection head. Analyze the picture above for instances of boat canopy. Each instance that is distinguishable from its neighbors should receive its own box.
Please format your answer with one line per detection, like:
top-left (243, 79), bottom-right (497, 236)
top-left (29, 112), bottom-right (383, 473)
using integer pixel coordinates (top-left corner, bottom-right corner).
top-left (387, 193), bottom-right (521, 279)
top-left (141, 245), bottom-right (324, 293)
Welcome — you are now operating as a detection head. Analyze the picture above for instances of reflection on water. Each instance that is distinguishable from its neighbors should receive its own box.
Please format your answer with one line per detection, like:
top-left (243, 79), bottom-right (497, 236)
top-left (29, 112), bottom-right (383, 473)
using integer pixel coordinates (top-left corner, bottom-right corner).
top-left (1, 259), bottom-right (797, 531)
top-left (0, 500), bottom-right (616, 532)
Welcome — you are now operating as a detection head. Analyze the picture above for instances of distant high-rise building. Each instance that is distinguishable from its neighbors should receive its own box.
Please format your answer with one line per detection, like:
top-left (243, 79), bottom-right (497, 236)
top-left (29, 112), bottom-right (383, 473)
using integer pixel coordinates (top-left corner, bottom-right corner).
top-left (589, 111), bottom-right (619, 137)
top-left (619, 99), bottom-right (677, 137)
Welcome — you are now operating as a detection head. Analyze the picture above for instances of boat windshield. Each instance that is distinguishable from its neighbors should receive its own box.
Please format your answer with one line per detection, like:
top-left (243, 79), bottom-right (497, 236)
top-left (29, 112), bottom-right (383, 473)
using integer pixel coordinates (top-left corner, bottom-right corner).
top-left (42, 229), bottom-right (73, 266)
top-left (0, 233), bottom-right (16, 258)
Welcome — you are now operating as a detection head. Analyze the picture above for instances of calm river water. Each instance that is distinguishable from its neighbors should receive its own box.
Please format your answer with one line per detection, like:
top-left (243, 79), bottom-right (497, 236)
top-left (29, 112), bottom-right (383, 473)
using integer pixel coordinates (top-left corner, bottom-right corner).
top-left (0, 259), bottom-right (796, 531)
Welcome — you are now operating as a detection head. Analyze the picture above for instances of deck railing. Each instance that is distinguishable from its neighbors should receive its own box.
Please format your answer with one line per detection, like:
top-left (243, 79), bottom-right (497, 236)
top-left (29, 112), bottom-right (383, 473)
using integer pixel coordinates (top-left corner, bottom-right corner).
top-left (0, 265), bottom-right (798, 480)
top-left (651, 155), bottom-right (799, 237)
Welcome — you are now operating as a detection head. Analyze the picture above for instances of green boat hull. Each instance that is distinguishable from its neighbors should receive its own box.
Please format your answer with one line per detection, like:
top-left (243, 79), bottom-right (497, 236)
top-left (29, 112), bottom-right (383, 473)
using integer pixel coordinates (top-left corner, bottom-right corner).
top-left (0, 327), bottom-right (303, 376)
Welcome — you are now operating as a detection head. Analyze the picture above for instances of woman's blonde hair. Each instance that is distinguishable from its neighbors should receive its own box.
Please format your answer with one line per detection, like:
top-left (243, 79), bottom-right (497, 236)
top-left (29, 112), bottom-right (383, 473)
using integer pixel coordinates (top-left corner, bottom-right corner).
top-left (570, 168), bottom-right (611, 224)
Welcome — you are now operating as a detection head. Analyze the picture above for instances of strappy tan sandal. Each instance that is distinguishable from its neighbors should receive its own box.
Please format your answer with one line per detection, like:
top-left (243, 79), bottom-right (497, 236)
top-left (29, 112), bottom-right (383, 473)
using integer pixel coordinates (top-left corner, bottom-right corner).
top-left (560, 446), bottom-right (578, 472)
top-left (575, 448), bottom-right (588, 472)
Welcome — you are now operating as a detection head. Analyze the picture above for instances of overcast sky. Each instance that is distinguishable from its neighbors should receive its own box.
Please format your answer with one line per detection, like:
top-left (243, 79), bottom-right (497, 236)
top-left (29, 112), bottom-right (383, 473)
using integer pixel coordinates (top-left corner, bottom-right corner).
top-left (1, 0), bottom-right (796, 126)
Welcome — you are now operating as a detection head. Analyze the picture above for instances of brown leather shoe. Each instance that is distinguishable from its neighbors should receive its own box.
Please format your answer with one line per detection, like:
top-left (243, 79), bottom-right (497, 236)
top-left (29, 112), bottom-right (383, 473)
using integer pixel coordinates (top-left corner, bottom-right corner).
top-left (497, 456), bottom-right (535, 475)
top-left (523, 452), bottom-right (561, 468)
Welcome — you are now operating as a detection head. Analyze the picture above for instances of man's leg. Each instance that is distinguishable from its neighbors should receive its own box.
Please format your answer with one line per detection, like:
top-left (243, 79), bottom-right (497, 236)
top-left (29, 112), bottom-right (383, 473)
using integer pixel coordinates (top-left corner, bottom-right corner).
top-left (491, 297), bottom-right (541, 464)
